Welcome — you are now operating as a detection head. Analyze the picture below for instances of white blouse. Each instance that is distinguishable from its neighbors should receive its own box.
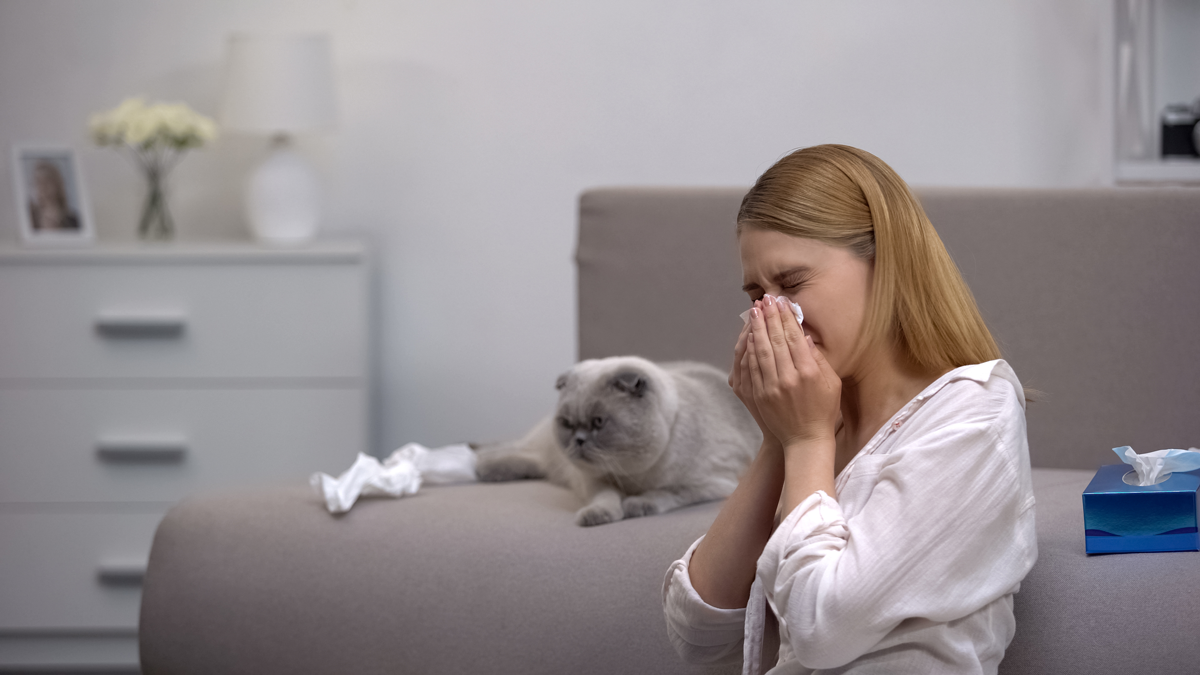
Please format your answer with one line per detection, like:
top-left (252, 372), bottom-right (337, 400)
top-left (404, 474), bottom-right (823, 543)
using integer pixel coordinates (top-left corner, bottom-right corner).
top-left (662, 360), bottom-right (1038, 675)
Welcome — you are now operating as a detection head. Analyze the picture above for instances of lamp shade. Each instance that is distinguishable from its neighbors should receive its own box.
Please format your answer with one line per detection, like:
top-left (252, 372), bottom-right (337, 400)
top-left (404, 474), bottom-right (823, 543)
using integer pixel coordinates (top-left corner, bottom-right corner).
top-left (219, 33), bottom-right (336, 134)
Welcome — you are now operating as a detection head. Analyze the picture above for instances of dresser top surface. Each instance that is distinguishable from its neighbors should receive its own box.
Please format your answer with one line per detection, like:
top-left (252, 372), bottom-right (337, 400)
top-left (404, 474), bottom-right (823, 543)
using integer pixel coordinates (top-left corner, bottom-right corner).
top-left (0, 240), bottom-right (366, 265)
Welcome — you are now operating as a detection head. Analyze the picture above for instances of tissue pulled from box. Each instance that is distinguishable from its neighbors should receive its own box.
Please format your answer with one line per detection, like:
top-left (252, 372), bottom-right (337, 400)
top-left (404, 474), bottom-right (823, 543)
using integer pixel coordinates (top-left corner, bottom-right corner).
top-left (1114, 445), bottom-right (1200, 486)
top-left (311, 442), bottom-right (477, 514)
top-left (740, 294), bottom-right (803, 326)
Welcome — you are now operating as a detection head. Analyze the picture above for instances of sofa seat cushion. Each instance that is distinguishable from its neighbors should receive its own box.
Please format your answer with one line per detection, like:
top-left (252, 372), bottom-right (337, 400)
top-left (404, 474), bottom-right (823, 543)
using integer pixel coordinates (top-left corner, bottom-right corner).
top-left (139, 480), bottom-right (733, 675)
top-left (139, 468), bottom-right (1200, 675)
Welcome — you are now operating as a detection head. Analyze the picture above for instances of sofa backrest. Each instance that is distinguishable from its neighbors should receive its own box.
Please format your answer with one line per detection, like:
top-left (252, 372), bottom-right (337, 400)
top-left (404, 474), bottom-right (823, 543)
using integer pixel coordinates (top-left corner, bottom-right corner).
top-left (576, 186), bottom-right (1200, 470)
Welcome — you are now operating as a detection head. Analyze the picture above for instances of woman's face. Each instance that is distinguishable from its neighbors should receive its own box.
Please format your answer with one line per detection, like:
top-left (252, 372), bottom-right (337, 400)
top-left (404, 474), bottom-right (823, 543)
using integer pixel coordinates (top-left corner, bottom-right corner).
top-left (738, 226), bottom-right (873, 377)
top-left (34, 166), bottom-right (60, 203)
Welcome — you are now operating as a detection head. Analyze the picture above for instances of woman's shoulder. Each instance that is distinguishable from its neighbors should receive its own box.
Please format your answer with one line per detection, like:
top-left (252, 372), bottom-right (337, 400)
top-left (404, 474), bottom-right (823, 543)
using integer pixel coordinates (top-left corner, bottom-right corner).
top-left (941, 359), bottom-right (1023, 403)
top-left (909, 359), bottom-right (1026, 434)
top-left (871, 360), bottom-right (1030, 487)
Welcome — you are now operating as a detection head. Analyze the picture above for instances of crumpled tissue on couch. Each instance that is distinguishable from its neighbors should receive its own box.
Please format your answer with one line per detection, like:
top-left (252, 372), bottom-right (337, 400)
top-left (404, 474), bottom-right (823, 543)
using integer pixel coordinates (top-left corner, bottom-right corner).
top-left (310, 442), bottom-right (477, 514)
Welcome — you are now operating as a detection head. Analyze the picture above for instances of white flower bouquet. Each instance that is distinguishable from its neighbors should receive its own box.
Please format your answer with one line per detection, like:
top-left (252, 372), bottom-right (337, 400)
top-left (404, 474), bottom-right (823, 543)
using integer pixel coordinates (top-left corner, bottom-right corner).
top-left (89, 97), bottom-right (218, 239)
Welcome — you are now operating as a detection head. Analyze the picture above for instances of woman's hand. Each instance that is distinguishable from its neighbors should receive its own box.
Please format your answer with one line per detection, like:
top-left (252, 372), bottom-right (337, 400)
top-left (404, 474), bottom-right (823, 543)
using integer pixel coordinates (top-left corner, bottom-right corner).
top-left (745, 296), bottom-right (842, 451)
top-left (729, 319), bottom-right (779, 447)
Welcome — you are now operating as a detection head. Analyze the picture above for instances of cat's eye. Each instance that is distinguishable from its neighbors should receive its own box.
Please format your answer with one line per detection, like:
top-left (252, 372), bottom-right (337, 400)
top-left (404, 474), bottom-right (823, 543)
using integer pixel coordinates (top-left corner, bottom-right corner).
top-left (557, 417), bottom-right (571, 428)
top-left (591, 417), bottom-right (605, 430)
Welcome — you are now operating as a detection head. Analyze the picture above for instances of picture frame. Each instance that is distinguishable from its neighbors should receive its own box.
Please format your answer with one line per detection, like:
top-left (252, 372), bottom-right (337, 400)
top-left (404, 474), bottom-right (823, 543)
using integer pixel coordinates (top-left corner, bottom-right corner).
top-left (11, 144), bottom-right (95, 244)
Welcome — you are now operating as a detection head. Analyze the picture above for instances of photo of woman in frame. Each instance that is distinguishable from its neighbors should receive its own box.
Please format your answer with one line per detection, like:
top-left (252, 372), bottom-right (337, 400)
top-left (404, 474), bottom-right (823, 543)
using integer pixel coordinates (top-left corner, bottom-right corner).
top-left (11, 145), bottom-right (95, 244)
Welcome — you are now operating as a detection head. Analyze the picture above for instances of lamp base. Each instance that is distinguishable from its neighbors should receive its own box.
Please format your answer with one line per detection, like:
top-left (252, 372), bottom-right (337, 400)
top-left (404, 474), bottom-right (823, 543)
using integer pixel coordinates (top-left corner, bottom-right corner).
top-left (245, 136), bottom-right (320, 244)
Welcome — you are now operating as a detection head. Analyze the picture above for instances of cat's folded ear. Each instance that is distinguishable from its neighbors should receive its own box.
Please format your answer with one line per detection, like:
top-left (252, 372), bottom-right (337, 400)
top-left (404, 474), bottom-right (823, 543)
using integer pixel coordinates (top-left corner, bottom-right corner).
top-left (610, 370), bottom-right (648, 397)
top-left (555, 373), bottom-right (569, 390)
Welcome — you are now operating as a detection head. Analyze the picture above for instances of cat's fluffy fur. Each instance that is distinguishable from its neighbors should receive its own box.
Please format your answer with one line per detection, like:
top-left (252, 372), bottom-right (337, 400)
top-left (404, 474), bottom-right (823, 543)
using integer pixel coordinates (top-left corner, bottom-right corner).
top-left (473, 356), bottom-right (761, 526)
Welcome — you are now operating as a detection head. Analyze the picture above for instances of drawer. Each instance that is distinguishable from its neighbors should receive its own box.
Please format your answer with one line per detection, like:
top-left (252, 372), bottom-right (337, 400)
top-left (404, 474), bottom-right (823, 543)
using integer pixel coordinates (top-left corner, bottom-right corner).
top-left (0, 261), bottom-right (365, 379)
top-left (0, 388), bottom-right (365, 504)
top-left (0, 509), bottom-right (164, 630)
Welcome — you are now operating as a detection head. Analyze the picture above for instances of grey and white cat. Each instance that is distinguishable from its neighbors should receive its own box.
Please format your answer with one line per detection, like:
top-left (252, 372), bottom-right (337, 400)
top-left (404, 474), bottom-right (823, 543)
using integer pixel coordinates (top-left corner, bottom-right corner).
top-left (473, 356), bottom-right (761, 526)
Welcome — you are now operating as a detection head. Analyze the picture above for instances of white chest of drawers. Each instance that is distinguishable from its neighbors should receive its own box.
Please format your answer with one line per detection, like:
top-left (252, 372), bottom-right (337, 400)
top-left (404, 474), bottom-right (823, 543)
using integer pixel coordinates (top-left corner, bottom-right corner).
top-left (0, 242), bottom-right (369, 671)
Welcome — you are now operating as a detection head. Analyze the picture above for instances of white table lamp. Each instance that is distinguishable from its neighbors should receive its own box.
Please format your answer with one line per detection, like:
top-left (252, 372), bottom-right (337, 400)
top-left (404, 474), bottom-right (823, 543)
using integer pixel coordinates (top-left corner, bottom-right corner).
top-left (220, 33), bottom-right (336, 244)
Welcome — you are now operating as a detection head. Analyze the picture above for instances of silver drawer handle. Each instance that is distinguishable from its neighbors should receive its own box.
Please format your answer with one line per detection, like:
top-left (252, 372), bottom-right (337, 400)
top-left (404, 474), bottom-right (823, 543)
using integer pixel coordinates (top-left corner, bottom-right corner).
top-left (96, 436), bottom-right (188, 463)
top-left (96, 559), bottom-right (148, 586)
top-left (94, 310), bottom-right (187, 337)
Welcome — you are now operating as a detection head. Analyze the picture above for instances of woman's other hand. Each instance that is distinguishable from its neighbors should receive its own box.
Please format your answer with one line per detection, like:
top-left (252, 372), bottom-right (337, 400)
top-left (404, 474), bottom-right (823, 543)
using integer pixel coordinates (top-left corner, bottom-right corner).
top-left (730, 319), bottom-right (779, 447)
top-left (746, 296), bottom-right (841, 450)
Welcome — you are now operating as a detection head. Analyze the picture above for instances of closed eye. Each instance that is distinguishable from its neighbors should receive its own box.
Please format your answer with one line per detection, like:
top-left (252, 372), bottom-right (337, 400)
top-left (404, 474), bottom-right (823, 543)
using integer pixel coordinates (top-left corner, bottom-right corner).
top-left (747, 285), bottom-right (802, 304)
top-left (779, 270), bottom-right (812, 291)
top-left (742, 266), bottom-right (813, 298)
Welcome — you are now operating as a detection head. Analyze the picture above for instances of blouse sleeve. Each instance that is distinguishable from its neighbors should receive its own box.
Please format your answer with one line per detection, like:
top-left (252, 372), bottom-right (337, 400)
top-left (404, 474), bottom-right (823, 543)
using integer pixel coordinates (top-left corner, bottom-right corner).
top-left (757, 382), bottom-right (1038, 670)
top-left (661, 535), bottom-right (747, 665)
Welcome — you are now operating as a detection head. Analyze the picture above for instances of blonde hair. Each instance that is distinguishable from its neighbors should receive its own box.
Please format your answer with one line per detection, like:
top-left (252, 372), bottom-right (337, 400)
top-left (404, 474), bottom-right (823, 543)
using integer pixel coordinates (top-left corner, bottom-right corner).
top-left (737, 144), bottom-right (1000, 376)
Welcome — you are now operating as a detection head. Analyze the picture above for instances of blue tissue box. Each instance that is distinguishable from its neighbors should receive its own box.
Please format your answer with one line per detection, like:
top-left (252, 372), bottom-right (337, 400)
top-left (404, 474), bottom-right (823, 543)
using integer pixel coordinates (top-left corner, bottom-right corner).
top-left (1082, 464), bottom-right (1200, 554)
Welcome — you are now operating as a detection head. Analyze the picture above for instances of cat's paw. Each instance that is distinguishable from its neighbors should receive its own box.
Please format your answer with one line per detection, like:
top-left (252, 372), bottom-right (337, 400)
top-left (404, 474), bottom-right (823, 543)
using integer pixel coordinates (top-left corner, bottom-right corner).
top-left (621, 495), bottom-right (662, 519)
top-left (575, 503), bottom-right (623, 527)
top-left (474, 456), bottom-right (544, 482)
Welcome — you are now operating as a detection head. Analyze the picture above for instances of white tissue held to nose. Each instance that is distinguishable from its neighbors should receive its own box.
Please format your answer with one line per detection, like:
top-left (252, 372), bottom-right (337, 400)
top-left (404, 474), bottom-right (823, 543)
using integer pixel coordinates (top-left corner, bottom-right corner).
top-left (740, 294), bottom-right (803, 326)
top-left (1113, 445), bottom-right (1200, 487)
top-left (311, 442), bottom-right (478, 514)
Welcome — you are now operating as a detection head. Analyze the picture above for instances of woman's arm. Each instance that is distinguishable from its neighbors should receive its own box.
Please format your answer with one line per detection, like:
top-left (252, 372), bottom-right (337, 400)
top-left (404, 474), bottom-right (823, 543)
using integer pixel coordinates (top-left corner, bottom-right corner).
top-left (661, 318), bottom-right (787, 662)
top-left (662, 536), bottom-right (749, 665)
top-left (688, 296), bottom-right (841, 608)
top-left (687, 315), bottom-right (785, 609)
top-left (688, 439), bottom-right (785, 609)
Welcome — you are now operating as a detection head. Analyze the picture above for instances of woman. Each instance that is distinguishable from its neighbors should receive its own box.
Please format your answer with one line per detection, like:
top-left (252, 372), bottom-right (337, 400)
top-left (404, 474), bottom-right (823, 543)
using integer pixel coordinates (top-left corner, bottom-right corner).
top-left (662, 145), bottom-right (1036, 674)
top-left (28, 161), bottom-right (80, 231)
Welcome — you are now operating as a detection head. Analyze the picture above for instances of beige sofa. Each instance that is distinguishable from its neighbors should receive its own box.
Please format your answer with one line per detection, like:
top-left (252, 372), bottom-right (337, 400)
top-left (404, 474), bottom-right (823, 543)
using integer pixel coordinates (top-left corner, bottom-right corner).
top-left (139, 186), bottom-right (1200, 674)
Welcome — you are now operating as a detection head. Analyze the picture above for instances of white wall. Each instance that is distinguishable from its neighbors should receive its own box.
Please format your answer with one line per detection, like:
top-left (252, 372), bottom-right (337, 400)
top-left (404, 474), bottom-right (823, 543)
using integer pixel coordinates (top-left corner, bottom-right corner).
top-left (0, 0), bottom-right (1114, 453)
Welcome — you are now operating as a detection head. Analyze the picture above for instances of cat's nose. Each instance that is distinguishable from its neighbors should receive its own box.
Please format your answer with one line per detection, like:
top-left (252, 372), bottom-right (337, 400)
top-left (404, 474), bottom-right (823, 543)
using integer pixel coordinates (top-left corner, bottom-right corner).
top-left (573, 431), bottom-right (588, 446)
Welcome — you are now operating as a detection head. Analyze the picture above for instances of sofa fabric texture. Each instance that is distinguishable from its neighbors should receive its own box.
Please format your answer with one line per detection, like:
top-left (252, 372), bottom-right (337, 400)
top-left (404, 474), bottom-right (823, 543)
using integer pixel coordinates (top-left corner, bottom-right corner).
top-left (140, 482), bottom-right (730, 675)
top-left (140, 470), bottom-right (1200, 675)
top-left (141, 187), bottom-right (1200, 674)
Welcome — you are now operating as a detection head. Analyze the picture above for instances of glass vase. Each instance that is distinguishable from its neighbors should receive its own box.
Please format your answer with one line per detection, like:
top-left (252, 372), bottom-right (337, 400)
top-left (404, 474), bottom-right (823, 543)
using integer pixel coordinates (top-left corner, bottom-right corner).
top-left (139, 165), bottom-right (174, 240)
